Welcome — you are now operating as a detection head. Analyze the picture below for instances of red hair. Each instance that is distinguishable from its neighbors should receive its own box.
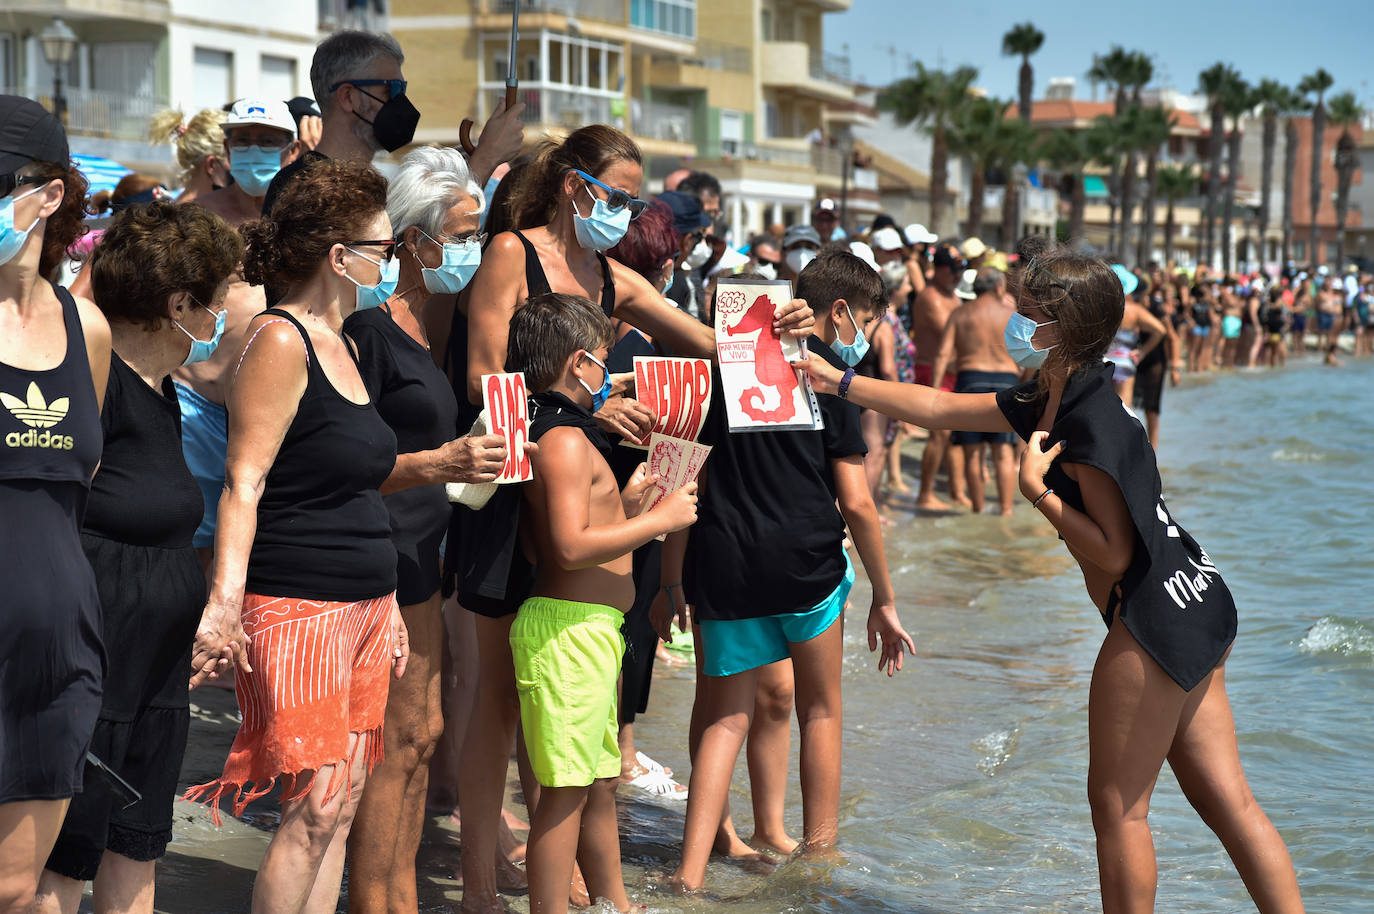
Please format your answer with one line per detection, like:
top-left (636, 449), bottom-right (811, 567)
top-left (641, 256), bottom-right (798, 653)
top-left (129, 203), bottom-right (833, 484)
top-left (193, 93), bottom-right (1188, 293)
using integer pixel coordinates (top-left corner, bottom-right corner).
top-left (606, 199), bottom-right (679, 280)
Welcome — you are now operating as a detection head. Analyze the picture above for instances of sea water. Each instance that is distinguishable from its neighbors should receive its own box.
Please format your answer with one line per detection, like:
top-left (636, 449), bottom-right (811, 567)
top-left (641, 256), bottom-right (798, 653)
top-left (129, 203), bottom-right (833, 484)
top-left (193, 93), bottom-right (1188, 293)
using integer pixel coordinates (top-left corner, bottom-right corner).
top-left (624, 357), bottom-right (1374, 912)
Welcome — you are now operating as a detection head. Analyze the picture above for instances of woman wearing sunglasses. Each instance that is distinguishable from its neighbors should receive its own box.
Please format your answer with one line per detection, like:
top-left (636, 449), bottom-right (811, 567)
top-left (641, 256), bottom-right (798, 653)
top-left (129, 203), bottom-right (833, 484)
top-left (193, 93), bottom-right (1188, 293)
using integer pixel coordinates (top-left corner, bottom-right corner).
top-left (457, 124), bottom-right (814, 913)
top-left (0, 95), bottom-right (110, 914)
top-left (184, 159), bottom-right (409, 914)
top-left (342, 145), bottom-right (512, 914)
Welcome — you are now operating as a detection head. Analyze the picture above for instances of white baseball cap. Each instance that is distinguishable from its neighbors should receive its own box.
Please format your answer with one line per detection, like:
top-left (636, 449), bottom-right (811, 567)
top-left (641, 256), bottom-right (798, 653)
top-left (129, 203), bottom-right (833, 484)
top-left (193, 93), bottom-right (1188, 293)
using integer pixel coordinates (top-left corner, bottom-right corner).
top-left (956, 268), bottom-right (978, 300)
top-left (224, 98), bottom-right (296, 137)
top-left (849, 241), bottom-right (879, 271)
top-left (871, 227), bottom-right (905, 252)
top-left (904, 223), bottom-right (937, 245)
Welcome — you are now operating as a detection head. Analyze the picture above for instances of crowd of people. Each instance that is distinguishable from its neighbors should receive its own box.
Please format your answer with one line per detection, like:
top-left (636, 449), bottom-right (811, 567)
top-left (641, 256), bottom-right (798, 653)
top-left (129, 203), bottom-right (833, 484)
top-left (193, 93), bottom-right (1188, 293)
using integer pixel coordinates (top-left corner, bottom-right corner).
top-left (0, 24), bottom-right (1324, 914)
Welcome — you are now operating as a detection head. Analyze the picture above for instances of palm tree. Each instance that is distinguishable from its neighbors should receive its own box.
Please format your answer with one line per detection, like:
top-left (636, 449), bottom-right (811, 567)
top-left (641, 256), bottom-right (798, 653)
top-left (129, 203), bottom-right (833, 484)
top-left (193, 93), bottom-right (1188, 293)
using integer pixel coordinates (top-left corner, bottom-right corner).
top-left (1087, 46), bottom-right (1134, 115)
top-left (1299, 68), bottom-right (1334, 265)
top-left (1252, 79), bottom-right (1291, 275)
top-left (878, 63), bottom-right (979, 235)
top-left (1198, 62), bottom-right (1241, 269)
top-left (1039, 128), bottom-right (1089, 245)
top-left (947, 96), bottom-right (1011, 236)
top-left (1327, 90), bottom-right (1364, 270)
top-left (997, 118), bottom-right (1039, 246)
top-left (1155, 165), bottom-right (1196, 269)
top-left (1002, 23), bottom-right (1045, 123)
top-left (1085, 116), bottom-right (1125, 253)
top-left (1281, 90), bottom-right (1308, 267)
top-left (1219, 77), bottom-right (1253, 274)
top-left (1136, 106), bottom-right (1177, 267)
top-left (1116, 53), bottom-right (1155, 265)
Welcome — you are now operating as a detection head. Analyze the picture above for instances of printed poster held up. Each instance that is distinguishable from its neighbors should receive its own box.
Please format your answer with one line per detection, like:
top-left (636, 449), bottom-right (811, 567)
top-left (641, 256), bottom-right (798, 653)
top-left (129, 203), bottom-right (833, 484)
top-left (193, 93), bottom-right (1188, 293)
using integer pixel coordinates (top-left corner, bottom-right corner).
top-left (630, 356), bottom-right (712, 447)
top-left (480, 372), bottom-right (532, 483)
top-left (640, 432), bottom-right (712, 539)
top-left (713, 278), bottom-right (823, 433)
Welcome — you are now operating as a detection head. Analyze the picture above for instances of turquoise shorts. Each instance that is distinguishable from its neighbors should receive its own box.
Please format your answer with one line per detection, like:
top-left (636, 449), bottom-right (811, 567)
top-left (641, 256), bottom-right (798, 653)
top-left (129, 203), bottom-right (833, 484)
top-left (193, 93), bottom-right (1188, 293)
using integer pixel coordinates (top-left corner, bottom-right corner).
top-left (699, 552), bottom-right (854, 677)
top-left (510, 597), bottom-right (625, 788)
top-left (174, 382), bottom-right (228, 549)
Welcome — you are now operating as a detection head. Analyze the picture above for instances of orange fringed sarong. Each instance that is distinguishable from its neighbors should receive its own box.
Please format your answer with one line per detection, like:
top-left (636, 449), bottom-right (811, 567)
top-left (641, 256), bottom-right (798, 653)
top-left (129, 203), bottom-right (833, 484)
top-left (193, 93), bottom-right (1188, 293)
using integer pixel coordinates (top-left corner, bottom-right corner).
top-left (184, 592), bottom-right (397, 824)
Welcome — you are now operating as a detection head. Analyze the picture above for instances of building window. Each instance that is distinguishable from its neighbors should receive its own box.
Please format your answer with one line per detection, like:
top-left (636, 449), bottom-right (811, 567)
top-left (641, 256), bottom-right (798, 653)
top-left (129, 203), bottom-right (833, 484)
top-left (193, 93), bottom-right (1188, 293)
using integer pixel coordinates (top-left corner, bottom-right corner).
top-left (720, 109), bottom-right (743, 156)
top-left (1292, 241), bottom-right (1306, 261)
top-left (632, 0), bottom-right (696, 39)
top-left (764, 101), bottom-right (780, 140)
top-left (193, 47), bottom-right (233, 112)
top-left (1325, 241), bottom-right (1339, 264)
top-left (260, 55), bottom-right (296, 100)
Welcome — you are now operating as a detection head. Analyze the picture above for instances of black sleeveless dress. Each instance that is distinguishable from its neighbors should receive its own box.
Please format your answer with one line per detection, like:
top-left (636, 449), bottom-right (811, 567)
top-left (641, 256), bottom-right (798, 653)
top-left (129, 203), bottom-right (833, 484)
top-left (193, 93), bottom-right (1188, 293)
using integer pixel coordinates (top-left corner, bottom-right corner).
top-left (47, 353), bottom-right (205, 878)
top-left (345, 305), bottom-right (460, 607)
top-left (443, 231), bottom-right (616, 617)
top-left (0, 283), bottom-right (104, 803)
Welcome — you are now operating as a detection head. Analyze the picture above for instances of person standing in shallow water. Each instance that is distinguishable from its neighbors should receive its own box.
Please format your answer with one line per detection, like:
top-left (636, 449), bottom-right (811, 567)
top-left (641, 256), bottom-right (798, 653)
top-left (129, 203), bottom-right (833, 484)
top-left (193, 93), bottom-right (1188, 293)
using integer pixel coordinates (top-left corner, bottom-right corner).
top-left (795, 249), bottom-right (1305, 914)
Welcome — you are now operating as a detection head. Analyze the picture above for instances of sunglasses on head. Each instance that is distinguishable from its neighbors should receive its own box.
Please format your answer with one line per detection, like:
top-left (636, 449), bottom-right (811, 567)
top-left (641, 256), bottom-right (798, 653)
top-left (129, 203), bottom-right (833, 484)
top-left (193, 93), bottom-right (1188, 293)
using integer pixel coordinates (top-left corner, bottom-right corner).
top-left (571, 169), bottom-right (647, 220)
top-left (1, 173), bottom-right (46, 198)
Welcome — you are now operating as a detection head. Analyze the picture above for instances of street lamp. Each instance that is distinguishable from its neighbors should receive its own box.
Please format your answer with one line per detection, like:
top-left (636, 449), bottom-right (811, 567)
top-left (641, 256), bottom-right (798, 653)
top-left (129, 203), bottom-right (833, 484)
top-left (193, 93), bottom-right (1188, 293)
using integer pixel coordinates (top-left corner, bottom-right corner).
top-left (40, 18), bottom-right (78, 125)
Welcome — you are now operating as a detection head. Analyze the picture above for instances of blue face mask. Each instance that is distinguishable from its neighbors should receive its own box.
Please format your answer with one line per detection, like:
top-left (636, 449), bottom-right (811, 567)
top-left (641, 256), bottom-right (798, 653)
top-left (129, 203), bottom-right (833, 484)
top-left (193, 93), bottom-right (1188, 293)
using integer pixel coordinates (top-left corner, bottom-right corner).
top-left (1004, 311), bottom-right (1058, 369)
top-left (175, 303), bottom-right (227, 366)
top-left (345, 247), bottom-right (401, 311)
top-left (0, 185), bottom-right (45, 267)
top-left (417, 229), bottom-right (482, 295)
top-left (829, 304), bottom-right (870, 367)
top-left (228, 145), bottom-right (284, 197)
top-left (577, 350), bottom-right (612, 412)
top-left (479, 175), bottom-right (501, 231)
top-left (571, 183), bottom-right (630, 252)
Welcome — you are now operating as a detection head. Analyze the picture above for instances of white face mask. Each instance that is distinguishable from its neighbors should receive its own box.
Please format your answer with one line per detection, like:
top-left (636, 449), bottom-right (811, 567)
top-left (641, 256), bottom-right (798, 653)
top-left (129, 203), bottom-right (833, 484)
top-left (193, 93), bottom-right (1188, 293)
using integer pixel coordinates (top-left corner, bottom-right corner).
top-left (685, 239), bottom-right (712, 269)
top-left (786, 248), bottom-right (816, 275)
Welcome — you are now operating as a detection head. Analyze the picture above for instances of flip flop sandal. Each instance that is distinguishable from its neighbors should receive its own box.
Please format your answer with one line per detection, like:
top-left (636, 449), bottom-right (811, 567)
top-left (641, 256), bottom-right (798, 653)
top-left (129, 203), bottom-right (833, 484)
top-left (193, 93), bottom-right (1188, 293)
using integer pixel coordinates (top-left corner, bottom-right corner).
top-left (635, 751), bottom-right (673, 777)
top-left (623, 767), bottom-right (688, 799)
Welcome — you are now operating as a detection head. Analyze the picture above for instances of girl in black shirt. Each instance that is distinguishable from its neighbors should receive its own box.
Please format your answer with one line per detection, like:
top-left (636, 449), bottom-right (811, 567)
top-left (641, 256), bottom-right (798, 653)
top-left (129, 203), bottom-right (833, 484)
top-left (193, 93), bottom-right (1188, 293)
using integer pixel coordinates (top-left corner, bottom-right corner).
top-left (795, 249), bottom-right (1304, 913)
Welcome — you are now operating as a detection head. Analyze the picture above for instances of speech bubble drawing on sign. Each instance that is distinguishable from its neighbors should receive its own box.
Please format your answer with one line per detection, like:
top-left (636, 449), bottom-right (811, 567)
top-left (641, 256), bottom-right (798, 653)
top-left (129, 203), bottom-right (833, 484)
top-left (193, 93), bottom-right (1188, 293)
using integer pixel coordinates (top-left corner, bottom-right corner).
top-left (481, 372), bottom-right (532, 483)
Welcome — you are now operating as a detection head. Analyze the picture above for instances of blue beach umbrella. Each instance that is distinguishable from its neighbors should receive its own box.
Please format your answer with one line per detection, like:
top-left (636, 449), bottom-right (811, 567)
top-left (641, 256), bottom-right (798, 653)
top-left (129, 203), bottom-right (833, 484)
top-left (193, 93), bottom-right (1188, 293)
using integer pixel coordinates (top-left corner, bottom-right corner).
top-left (71, 153), bottom-right (132, 198)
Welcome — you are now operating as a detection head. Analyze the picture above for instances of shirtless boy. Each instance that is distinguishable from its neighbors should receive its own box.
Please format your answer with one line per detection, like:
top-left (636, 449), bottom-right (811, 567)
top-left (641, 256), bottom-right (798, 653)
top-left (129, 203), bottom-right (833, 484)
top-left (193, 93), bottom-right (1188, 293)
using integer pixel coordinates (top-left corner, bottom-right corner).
top-left (931, 267), bottom-right (1019, 515)
top-left (507, 292), bottom-right (699, 914)
top-left (911, 243), bottom-right (966, 509)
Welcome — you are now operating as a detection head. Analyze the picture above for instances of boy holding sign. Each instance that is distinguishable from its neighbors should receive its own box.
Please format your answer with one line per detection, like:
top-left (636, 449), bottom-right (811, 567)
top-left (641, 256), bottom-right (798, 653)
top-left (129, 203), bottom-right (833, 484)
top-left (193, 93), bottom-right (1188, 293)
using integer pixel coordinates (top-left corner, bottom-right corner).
top-left (505, 292), bottom-right (700, 914)
top-left (656, 252), bottom-right (916, 891)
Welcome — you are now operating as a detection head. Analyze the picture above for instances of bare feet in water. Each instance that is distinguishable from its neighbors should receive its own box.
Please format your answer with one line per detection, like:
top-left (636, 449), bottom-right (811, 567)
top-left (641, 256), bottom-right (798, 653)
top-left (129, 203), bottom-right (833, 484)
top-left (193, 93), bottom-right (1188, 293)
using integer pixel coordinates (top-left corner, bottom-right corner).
top-left (914, 493), bottom-right (950, 511)
top-left (748, 829), bottom-right (799, 857)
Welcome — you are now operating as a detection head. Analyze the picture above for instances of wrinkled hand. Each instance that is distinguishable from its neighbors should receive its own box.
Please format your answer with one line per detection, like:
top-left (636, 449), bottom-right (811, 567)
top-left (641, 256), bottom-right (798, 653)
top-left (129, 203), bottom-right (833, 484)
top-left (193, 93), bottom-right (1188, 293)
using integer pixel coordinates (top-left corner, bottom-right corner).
top-left (594, 396), bottom-right (656, 443)
top-left (471, 98), bottom-right (527, 180)
top-left (435, 432), bottom-right (509, 484)
top-left (774, 297), bottom-right (815, 339)
top-left (189, 597), bottom-right (251, 690)
top-left (1019, 431), bottom-right (1066, 500)
top-left (297, 114), bottom-right (323, 151)
top-left (867, 601), bottom-right (915, 677)
top-left (621, 462), bottom-right (660, 515)
top-left (652, 481), bottom-right (698, 533)
top-left (390, 604), bottom-right (410, 679)
top-left (790, 352), bottom-right (844, 396)
top-left (650, 587), bottom-right (690, 642)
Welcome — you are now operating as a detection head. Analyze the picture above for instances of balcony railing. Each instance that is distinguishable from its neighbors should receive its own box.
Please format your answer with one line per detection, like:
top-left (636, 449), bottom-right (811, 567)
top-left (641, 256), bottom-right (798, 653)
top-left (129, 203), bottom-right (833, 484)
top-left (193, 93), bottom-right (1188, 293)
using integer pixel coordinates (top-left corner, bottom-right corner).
top-left (672, 39), bottom-right (750, 74)
top-left (487, 0), bottom-right (627, 20)
top-left (5, 87), bottom-right (165, 142)
top-left (633, 99), bottom-right (694, 143)
top-left (487, 86), bottom-right (615, 128)
top-left (808, 50), bottom-right (851, 84)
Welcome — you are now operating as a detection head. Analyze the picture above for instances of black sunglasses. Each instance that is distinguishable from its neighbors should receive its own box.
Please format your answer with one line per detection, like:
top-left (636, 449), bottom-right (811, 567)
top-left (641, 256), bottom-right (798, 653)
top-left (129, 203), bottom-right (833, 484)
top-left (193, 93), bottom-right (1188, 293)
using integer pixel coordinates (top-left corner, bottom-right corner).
top-left (1, 173), bottom-right (45, 198)
top-left (572, 169), bottom-right (648, 220)
top-left (347, 239), bottom-right (397, 261)
top-left (330, 78), bottom-right (408, 99)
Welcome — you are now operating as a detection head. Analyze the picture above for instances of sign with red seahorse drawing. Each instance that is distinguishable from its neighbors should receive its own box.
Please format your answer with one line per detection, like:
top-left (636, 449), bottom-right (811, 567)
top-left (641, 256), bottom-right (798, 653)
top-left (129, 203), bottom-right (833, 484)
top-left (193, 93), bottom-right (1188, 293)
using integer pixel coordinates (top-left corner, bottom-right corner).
top-left (631, 357), bottom-right (712, 447)
top-left (480, 372), bottom-right (533, 483)
top-left (713, 278), bottom-right (823, 432)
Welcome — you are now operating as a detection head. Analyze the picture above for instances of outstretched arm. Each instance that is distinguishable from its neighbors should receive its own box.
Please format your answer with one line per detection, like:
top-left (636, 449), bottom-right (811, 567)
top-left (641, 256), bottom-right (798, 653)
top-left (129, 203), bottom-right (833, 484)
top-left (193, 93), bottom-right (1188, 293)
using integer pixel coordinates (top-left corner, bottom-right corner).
top-left (794, 352), bottom-right (1012, 433)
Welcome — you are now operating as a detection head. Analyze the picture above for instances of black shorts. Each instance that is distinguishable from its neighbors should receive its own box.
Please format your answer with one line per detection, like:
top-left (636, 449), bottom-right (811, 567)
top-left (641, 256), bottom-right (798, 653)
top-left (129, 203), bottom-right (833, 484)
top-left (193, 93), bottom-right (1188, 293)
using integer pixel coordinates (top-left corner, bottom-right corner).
top-left (45, 706), bottom-right (190, 880)
top-left (620, 542), bottom-right (663, 725)
top-left (1133, 359), bottom-right (1166, 415)
top-left (950, 371), bottom-right (1019, 446)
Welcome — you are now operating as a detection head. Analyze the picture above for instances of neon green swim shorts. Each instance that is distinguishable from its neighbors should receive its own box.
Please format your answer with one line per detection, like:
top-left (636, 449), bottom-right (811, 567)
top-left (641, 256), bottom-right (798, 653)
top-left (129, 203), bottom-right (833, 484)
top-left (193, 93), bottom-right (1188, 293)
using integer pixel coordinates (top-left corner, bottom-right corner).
top-left (510, 596), bottom-right (625, 788)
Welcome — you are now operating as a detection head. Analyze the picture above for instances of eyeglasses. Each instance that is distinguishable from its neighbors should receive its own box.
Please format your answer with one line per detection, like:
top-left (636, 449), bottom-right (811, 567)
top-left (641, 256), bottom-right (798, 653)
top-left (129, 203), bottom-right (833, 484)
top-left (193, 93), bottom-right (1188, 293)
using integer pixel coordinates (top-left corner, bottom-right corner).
top-left (346, 240), bottom-right (397, 261)
top-left (0, 173), bottom-right (45, 198)
top-left (330, 78), bottom-right (408, 99)
top-left (571, 169), bottom-right (647, 220)
top-left (226, 136), bottom-right (292, 151)
top-left (421, 227), bottom-right (487, 248)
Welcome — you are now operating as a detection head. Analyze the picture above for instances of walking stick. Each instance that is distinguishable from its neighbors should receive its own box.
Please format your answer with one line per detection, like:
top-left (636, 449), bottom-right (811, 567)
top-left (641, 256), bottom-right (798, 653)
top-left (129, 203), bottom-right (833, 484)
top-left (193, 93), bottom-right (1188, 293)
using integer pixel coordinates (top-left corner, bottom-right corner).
top-left (460, 0), bottom-right (520, 155)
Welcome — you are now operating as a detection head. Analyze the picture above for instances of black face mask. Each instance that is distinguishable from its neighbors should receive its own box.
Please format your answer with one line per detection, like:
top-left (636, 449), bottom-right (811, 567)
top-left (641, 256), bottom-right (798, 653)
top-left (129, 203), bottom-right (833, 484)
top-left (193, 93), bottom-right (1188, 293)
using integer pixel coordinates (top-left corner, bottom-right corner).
top-left (353, 88), bottom-right (420, 152)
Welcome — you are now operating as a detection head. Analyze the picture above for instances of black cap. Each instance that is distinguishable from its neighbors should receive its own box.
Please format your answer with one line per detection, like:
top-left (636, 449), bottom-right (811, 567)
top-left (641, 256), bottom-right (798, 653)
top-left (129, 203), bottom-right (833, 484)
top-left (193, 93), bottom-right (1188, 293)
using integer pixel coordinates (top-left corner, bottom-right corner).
top-left (0, 95), bottom-right (69, 175)
top-left (932, 245), bottom-right (963, 269)
top-left (286, 96), bottom-right (321, 127)
top-left (656, 190), bottom-right (710, 234)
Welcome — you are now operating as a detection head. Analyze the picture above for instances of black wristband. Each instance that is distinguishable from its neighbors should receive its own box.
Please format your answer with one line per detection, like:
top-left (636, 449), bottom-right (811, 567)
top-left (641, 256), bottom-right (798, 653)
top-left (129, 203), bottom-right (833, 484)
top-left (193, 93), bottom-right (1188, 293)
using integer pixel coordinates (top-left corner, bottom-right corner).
top-left (837, 367), bottom-right (856, 400)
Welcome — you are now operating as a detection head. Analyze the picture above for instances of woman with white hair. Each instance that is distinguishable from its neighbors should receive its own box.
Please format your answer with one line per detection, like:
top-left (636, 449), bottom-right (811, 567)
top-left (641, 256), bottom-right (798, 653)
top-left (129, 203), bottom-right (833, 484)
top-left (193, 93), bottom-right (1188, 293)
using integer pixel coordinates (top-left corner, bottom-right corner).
top-left (342, 145), bottom-right (509, 913)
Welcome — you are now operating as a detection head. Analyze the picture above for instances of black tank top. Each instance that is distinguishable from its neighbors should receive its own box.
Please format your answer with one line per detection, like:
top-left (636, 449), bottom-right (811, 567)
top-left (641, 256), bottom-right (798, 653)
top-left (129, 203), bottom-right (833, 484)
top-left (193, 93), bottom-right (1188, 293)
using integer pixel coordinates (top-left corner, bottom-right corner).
top-left (247, 309), bottom-right (398, 601)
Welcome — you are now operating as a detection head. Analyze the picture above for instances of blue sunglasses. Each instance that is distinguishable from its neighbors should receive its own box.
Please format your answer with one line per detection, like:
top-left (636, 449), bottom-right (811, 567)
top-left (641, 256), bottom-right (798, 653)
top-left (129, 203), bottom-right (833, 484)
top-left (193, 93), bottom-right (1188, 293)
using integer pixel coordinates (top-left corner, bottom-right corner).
top-left (571, 169), bottom-right (647, 220)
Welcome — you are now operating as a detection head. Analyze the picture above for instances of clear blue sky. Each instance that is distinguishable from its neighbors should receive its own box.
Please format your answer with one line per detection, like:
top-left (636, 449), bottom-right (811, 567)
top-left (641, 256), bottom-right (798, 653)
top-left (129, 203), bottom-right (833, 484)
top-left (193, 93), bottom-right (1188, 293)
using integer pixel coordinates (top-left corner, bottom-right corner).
top-left (823, 0), bottom-right (1373, 107)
